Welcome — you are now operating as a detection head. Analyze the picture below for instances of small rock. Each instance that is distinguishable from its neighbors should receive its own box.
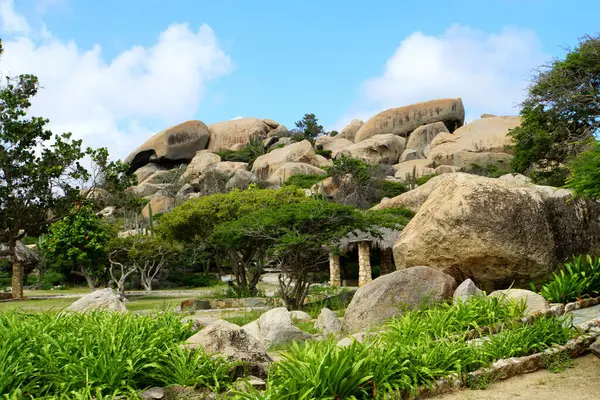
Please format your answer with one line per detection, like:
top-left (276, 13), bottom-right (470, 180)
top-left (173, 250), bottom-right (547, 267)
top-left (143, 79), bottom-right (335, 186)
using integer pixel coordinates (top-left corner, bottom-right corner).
top-left (290, 310), bottom-right (313, 322)
top-left (489, 288), bottom-right (550, 316)
top-left (453, 279), bottom-right (484, 301)
top-left (233, 376), bottom-right (267, 392)
top-left (314, 308), bottom-right (342, 334)
top-left (141, 387), bottom-right (165, 400)
top-left (65, 288), bottom-right (127, 313)
top-left (242, 307), bottom-right (312, 347)
top-left (163, 385), bottom-right (216, 400)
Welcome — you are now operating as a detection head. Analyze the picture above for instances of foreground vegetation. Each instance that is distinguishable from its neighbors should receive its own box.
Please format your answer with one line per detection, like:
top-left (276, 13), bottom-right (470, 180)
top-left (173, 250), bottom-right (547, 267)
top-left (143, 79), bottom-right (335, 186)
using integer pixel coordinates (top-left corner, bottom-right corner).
top-left (536, 254), bottom-right (600, 303)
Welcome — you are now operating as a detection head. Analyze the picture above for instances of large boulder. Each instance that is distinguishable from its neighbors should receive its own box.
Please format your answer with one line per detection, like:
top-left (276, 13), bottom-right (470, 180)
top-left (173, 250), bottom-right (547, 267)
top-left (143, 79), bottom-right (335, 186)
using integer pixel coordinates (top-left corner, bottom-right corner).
top-left (181, 151), bottom-right (222, 183)
top-left (65, 288), bottom-right (126, 313)
top-left (355, 98), bottom-right (465, 142)
top-left (489, 289), bottom-right (549, 316)
top-left (337, 119), bottom-right (363, 142)
top-left (315, 308), bottom-right (342, 334)
top-left (392, 159), bottom-right (435, 182)
top-left (252, 140), bottom-right (320, 179)
top-left (315, 136), bottom-right (354, 157)
top-left (127, 182), bottom-right (164, 198)
top-left (336, 134), bottom-right (405, 165)
top-left (267, 162), bottom-right (327, 185)
top-left (393, 173), bottom-right (600, 291)
top-left (134, 163), bottom-right (166, 184)
top-left (427, 116), bottom-right (520, 167)
top-left (406, 122), bottom-right (450, 156)
top-left (242, 307), bottom-right (312, 347)
top-left (207, 118), bottom-right (274, 151)
top-left (125, 120), bottom-right (210, 172)
top-left (342, 266), bottom-right (456, 333)
top-left (142, 195), bottom-right (175, 219)
top-left (184, 320), bottom-right (272, 378)
top-left (373, 174), bottom-right (447, 213)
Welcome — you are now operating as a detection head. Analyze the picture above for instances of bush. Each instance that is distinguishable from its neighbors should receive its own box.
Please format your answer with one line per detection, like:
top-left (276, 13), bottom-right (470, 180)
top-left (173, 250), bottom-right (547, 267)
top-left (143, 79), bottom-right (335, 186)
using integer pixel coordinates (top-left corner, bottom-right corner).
top-left (282, 173), bottom-right (326, 189)
top-left (0, 311), bottom-right (231, 398)
top-left (538, 254), bottom-right (600, 303)
top-left (215, 136), bottom-right (265, 168)
top-left (315, 149), bottom-right (332, 159)
top-left (564, 139), bottom-right (600, 199)
top-left (375, 180), bottom-right (408, 198)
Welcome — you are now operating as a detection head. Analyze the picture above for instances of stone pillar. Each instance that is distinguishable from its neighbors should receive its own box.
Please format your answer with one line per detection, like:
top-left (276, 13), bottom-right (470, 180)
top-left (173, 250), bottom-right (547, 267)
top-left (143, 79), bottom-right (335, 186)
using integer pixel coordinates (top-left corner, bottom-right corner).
top-left (358, 242), bottom-right (372, 287)
top-left (329, 252), bottom-right (341, 287)
top-left (11, 260), bottom-right (24, 300)
top-left (380, 248), bottom-right (395, 275)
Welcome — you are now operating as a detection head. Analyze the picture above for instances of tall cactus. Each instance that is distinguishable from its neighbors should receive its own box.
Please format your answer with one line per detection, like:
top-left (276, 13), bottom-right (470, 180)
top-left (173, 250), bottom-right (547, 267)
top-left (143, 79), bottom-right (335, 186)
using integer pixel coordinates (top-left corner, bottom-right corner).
top-left (147, 202), bottom-right (154, 233)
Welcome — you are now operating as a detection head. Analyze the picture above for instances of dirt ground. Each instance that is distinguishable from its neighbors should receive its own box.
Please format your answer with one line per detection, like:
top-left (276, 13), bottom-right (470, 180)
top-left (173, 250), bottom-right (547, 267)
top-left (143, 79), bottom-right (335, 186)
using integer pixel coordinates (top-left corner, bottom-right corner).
top-left (436, 353), bottom-right (600, 400)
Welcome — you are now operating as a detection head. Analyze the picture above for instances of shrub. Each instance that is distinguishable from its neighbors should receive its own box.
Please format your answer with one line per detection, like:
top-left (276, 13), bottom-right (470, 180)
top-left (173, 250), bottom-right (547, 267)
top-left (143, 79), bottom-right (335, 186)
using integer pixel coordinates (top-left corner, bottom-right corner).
top-left (282, 173), bottom-right (326, 189)
top-left (215, 136), bottom-right (266, 167)
top-left (315, 149), bottom-right (332, 159)
top-left (564, 139), bottom-right (600, 200)
top-left (415, 173), bottom-right (439, 186)
top-left (538, 254), bottom-right (600, 303)
top-left (0, 311), bottom-right (230, 398)
top-left (375, 180), bottom-right (408, 198)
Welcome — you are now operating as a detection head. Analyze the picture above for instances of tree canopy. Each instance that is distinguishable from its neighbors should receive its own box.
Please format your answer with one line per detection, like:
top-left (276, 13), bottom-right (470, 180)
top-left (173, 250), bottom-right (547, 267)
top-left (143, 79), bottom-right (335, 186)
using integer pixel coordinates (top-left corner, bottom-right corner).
top-left (509, 34), bottom-right (600, 185)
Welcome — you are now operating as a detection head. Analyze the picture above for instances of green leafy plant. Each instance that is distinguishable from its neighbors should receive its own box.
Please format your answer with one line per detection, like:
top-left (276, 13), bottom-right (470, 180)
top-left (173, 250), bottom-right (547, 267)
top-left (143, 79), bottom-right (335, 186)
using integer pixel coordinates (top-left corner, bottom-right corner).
top-left (539, 254), bottom-right (600, 303)
top-left (564, 139), bottom-right (600, 200)
top-left (216, 136), bottom-right (266, 168)
top-left (542, 350), bottom-right (573, 373)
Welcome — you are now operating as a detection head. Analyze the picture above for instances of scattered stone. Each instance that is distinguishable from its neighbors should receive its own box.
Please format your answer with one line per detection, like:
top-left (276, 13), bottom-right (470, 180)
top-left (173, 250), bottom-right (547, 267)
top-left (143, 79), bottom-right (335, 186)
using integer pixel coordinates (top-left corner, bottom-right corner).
top-left (180, 299), bottom-right (211, 312)
top-left (490, 289), bottom-right (550, 316)
top-left (453, 279), bottom-right (484, 301)
top-left (354, 98), bottom-right (465, 142)
top-left (336, 134), bottom-right (406, 165)
top-left (65, 288), bottom-right (127, 313)
top-left (289, 310), bottom-right (313, 321)
top-left (184, 320), bottom-right (272, 378)
top-left (342, 266), bottom-right (456, 333)
top-left (125, 120), bottom-right (210, 172)
top-left (314, 308), bottom-right (342, 334)
top-left (242, 307), bottom-right (312, 347)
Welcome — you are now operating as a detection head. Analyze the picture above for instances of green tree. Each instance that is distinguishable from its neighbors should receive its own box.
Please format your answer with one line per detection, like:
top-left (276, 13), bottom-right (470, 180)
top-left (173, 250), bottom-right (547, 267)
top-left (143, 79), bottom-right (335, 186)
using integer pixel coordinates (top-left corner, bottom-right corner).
top-left (156, 186), bottom-right (306, 295)
top-left (509, 34), bottom-right (600, 185)
top-left (0, 41), bottom-right (95, 299)
top-left (45, 205), bottom-right (111, 291)
top-left (211, 200), bottom-right (412, 309)
top-left (294, 113), bottom-right (325, 143)
top-left (564, 139), bottom-right (600, 199)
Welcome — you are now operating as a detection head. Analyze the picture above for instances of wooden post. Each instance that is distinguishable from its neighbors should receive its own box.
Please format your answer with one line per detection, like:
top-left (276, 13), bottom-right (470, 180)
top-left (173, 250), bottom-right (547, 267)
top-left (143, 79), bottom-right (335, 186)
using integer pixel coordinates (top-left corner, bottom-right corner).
top-left (358, 242), bottom-right (372, 287)
top-left (11, 260), bottom-right (24, 300)
top-left (380, 248), bottom-right (395, 275)
top-left (329, 252), bottom-right (341, 287)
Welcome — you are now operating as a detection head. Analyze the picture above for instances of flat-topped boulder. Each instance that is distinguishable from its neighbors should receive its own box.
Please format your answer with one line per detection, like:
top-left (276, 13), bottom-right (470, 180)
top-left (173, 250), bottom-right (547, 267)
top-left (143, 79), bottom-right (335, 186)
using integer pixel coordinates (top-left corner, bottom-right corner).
top-left (354, 98), bottom-right (465, 142)
top-left (125, 120), bottom-right (210, 172)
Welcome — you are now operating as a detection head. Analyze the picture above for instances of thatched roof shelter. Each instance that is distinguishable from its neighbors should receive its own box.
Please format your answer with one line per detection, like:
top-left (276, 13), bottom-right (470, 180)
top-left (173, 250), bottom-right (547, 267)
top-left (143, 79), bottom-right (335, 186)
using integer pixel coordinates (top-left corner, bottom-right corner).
top-left (0, 241), bottom-right (40, 265)
top-left (336, 228), bottom-right (401, 254)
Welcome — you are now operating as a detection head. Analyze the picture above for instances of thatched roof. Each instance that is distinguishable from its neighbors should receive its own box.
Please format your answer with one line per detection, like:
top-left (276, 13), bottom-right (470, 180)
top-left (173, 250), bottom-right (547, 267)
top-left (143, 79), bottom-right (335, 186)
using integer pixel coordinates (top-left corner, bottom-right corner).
top-left (0, 241), bottom-right (40, 265)
top-left (336, 228), bottom-right (401, 254)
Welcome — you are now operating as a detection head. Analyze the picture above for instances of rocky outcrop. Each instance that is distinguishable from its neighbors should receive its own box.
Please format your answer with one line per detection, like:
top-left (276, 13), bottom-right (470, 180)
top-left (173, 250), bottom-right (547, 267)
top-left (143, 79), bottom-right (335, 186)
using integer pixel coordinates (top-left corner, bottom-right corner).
top-left (215, 161), bottom-right (248, 174)
top-left (354, 98), bottom-right (465, 142)
top-left (392, 173), bottom-right (600, 291)
top-left (125, 120), bottom-right (210, 172)
top-left (373, 174), bottom-right (446, 213)
top-left (405, 122), bottom-right (449, 156)
top-left (342, 266), bottom-right (456, 333)
top-left (65, 288), bottom-right (126, 313)
top-left (315, 308), bottom-right (342, 334)
top-left (252, 140), bottom-right (320, 179)
top-left (489, 289), bottom-right (549, 316)
top-left (127, 182), bottom-right (164, 198)
top-left (452, 151), bottom-right (513, 172)
top-left (315, 136), bottom-right (353, 157)
top-left (338, 119), bottom-right (363, 142)
top-left (336, 134), bottom-right (405, 165)
top-left (427, 116), bottom-right (520, 168)
top-left (184, 320), bottom-right (272, 378)
top-left (226, 170), bottom-right (258, 190)
top-left (399, 149), bottom-right (423, 162)
top-left (242, 307), bottom-right (312, 347)
top-left (207, 118), bottom-right (275, 151)
top-left (267, 162), bottom-right (327, 185)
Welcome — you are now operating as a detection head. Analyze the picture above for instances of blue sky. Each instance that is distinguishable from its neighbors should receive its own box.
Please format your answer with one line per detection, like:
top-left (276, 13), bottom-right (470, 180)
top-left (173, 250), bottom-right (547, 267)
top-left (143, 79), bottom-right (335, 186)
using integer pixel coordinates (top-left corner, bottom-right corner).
top-left (1, 0), bottom-right (600, 159)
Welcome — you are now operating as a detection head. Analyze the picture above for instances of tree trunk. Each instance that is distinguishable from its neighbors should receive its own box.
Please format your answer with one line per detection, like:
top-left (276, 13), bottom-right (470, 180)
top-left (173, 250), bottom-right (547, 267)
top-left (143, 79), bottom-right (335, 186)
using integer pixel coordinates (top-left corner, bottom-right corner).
top-left (358, 242), bottom-right (372, 287)
top-left (329, 253), bottom-right (342, 287)
top-left (80, 265), bottom-right (96, 292)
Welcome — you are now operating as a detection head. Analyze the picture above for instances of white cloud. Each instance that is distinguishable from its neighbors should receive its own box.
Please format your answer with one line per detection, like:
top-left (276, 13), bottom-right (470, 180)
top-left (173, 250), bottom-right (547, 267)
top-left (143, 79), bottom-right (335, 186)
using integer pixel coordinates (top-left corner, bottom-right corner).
top-left (0, 0), bottom-right (232, 160)
top-left (0, 0), bottom-right (30, 34)
top-left (337, 25), bottom-right (546, 129)
top-left (230, 116), bottom-right (244, 120)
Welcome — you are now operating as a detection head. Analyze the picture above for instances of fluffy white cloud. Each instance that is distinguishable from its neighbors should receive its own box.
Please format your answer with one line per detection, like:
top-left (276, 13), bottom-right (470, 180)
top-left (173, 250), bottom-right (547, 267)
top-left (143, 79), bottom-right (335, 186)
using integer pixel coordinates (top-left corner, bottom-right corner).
top-left (334, 25), bottom-right (547, 130)
top-left (0, 0), bottom-right (231, 159)
top-left (0, 0), bottom-right (29, 34)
